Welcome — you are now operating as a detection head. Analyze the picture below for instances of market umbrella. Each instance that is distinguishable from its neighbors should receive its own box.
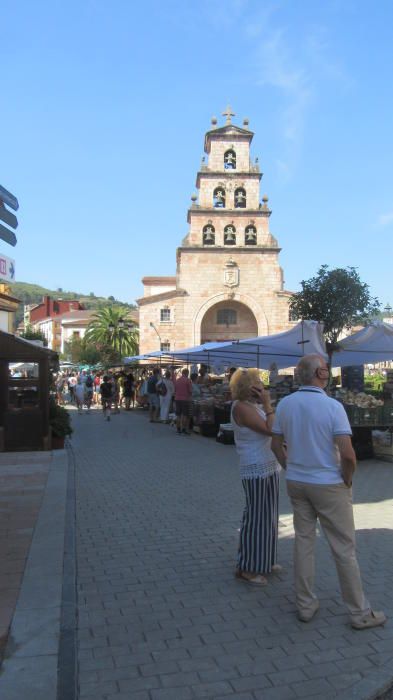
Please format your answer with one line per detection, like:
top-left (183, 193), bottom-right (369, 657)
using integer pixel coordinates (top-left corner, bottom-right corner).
top-left (332, 322), bottom-right (393, 367)
top-left (162, 321), bottom-right (327, 369)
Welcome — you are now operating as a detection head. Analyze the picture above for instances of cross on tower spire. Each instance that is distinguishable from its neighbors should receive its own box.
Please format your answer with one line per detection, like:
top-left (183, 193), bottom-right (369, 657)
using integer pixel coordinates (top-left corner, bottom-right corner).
top-left (222, 104), bottom-right (235, 124)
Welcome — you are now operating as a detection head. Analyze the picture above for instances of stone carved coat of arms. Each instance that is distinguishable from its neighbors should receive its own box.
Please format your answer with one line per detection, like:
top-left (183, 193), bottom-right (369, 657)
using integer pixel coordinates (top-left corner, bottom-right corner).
top-left (223, 259), bottom-right (239, 288)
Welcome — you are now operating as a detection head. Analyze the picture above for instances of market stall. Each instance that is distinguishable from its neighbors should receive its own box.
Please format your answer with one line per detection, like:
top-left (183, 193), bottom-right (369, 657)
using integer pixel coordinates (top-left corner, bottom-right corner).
top-left (158, 321), bottom-right (327, 370)
top-left (0, 331), bottom-right (58, 451)
top-left (332, 323), bottom-right (393, 458)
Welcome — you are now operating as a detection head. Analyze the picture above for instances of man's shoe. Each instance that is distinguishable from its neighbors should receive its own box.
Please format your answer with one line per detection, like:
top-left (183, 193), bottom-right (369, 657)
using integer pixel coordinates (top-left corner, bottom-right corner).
top-left (297, 602), bottom-right (319, 623)
top-left (351, 610), bottom-right (386, 630)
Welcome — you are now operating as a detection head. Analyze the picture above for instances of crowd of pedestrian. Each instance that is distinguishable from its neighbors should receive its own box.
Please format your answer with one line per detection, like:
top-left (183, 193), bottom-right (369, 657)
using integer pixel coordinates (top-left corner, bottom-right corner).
top-left (54, 369), bottom-right (138, 417)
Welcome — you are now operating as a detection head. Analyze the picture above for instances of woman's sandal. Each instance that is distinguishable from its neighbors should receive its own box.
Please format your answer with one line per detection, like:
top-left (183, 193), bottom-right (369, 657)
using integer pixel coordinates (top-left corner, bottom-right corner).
top-left (235, 570), bottom-right (268, 587)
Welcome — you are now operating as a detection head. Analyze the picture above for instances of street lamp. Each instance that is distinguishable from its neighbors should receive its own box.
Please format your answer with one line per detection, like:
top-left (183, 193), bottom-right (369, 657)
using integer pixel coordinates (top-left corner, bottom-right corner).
top-left (108, 322), bottom-right (115, 333)
top-left (118, 318), bottom-right (125, 329)
top-left (384, 303), bottom-right (392, 315)
top-left (150, 321), bottom-right (162, 349)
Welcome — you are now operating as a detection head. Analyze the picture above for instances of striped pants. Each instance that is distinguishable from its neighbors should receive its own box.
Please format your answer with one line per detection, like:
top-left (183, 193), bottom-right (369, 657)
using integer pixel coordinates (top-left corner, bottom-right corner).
top-left (238, 473), bottom-right (280, 574)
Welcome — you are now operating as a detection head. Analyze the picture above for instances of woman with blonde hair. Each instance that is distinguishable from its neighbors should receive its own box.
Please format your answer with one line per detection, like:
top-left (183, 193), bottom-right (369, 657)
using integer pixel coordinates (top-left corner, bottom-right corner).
top-left (230, 368), bottom-right (281, 586)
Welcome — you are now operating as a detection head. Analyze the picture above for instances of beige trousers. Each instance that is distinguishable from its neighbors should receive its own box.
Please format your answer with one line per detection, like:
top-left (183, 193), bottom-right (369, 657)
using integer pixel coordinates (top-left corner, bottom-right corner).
top-left (286, 480), bottom-right (370, 623)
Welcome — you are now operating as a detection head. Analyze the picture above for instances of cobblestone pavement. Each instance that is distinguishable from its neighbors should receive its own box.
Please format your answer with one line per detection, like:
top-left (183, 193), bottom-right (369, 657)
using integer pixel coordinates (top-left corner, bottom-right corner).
top-left (71, 406), bottom-right (393, 700)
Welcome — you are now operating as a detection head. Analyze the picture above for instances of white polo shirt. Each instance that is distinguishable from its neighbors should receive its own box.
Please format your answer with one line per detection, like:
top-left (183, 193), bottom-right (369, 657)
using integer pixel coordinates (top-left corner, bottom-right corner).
top-left (272, 386), bottom-right (352, 485)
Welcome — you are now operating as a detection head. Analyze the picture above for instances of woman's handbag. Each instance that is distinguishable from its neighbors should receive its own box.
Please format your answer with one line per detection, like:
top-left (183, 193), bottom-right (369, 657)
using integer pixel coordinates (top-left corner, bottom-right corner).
top-left (157, 381), bottom-right (167, 397)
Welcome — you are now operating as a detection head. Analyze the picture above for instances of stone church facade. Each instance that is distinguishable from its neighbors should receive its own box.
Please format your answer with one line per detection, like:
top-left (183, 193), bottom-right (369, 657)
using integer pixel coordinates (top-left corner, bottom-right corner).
top-left (137, 108), bottom-right (293, 355)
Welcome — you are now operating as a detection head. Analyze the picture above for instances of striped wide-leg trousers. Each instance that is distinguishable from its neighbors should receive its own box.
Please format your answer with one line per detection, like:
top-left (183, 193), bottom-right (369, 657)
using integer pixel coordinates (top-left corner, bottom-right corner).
top-left (237, 473), bottom-right (280, 574)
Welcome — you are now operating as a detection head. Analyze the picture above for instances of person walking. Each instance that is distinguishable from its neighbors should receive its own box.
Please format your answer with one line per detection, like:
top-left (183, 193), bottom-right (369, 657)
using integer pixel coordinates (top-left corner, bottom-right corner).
top-left (84, 372), bottom-right (94, 412)
top-left (74, 378), bottom-right (86, 415)
top-left (230, 368), bottom-right (281, 586)
top-left (93, 373), bottom-right (101, 405)
top-left (157, 370), bottom-right (175, 422)
top-left (271, 354), bottom-right (386, 629)
top-left (100, 375), bottom-right (114, 421)
top-left (174, 368), bottom-right (192, 435)
top-left (123, 373), bottom-right (135, 410)
top-left (147, 368), bottom-right (161, 422)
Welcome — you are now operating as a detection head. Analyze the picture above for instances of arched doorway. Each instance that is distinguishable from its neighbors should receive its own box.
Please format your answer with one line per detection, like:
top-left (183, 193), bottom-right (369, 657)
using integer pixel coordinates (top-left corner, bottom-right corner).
top-left (200, 300), bottom-right (258, 343)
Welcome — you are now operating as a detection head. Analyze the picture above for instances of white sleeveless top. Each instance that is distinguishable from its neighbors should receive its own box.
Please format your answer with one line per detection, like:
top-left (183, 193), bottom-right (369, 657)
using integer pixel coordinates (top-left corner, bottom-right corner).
top-left (231, 401), bottom-right (280, 480)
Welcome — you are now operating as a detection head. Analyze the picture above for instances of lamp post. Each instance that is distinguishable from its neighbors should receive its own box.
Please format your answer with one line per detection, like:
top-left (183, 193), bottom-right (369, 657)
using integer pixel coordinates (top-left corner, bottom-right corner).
top-left (150, 322), bottom-right (162, 366)
top-left (384, 303), bottom-right (393, 325)
top-left (150, 322), bottom-right (162, 349)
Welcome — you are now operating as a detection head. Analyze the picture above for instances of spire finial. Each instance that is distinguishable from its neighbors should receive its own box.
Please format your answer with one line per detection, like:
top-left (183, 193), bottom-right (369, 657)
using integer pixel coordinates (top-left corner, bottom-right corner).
top-left (222, 104), bottom-right (235, 124)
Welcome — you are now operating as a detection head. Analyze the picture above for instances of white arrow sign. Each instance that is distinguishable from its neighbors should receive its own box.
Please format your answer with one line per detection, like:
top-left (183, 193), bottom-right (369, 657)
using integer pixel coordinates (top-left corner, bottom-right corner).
top-left (0, 253), bottom-right (16, 282)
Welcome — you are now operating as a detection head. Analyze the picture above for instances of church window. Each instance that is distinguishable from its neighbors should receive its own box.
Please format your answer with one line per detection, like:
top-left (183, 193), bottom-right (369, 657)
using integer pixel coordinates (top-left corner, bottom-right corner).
top-left (217, 308), bottom-right (237, 325)
top-left (160, 307), bottom-right (171, 322)
top-left (224, 149), bottom-right (236, 170)
top-left (288, 308), bottom-right (298, 322)
top-left (224, 225), bottom-right (236, 245)
top-left (245, 225), bottom-right (257, 245)
top-left (213, 187), bottom-right (226, 208)
top-left (234, 187), bottom-right (246, 208)
top-left (203, 224), bottom-right (215, 245)
top-left (160, 341), bottom-right (171, 352)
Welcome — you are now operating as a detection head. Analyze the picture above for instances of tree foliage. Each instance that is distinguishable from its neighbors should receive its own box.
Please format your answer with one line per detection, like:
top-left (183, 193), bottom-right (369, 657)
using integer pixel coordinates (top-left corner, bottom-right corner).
top-left (289, 265), bottom-right (380, 352)
top-left (84, 306), bottom-right (139, 357)
top-left (63, 336), bottom-right (101, 365)
top-left (20, 324), bottom-right (48, 346)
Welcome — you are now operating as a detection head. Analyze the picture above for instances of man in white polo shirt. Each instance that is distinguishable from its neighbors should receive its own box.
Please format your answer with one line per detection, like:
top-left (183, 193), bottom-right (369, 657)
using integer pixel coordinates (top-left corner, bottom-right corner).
top-left (271, 354), bottom-right (386, 630)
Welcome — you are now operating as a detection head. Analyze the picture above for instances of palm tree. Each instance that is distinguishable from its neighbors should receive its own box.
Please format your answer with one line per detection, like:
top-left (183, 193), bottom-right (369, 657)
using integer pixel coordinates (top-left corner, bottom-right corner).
top-left (85, 306), bottom-right (139, 357)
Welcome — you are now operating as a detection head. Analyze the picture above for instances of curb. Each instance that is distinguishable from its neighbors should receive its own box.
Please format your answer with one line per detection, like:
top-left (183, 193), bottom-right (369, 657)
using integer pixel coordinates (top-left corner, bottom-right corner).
top-left (0, 449), bottom-right (70, 700)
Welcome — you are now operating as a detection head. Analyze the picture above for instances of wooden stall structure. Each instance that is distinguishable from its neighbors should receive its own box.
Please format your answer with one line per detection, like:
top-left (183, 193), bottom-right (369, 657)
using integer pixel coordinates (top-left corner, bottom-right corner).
top-left (0, 331), bottom-right (58, 451)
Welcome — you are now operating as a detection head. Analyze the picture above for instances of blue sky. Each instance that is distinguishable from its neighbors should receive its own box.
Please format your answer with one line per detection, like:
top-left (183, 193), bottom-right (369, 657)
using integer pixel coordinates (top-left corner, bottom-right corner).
top-left (1, 0), bottom-right (392, 307)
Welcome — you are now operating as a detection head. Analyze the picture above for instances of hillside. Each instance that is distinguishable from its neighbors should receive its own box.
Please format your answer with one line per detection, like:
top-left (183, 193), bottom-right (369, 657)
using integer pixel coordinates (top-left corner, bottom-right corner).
top-left (9, 281), bottom-right (136, 325)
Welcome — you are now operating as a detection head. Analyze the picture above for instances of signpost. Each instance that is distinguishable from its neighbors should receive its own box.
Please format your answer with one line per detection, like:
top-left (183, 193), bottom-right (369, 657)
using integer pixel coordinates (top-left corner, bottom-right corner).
top-left (0, 185), bottom-right (19, 211)
top-left (0, 184), bottom-right (19, 248)
top-left (0, 253), bottom-right (15, 282)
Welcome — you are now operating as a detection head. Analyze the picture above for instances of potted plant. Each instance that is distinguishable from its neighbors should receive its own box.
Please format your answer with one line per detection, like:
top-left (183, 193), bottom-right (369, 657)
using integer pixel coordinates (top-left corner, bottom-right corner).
top-left (49, 399), bottom-right (73, 449)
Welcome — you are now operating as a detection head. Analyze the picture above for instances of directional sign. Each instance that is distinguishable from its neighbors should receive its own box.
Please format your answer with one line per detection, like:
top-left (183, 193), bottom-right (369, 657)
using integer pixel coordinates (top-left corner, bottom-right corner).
top-left (0, 204), bottom-right (18, 229)
top-left (0, 223), bottom-right (17, 247)
top-left (0, 185), bottom-right (19, 211)
top-left (0, 253), bottom-right (16, 282)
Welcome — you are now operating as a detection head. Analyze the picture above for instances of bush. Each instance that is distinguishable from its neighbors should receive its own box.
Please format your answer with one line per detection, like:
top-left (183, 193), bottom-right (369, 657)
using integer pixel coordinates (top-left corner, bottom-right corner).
top-left (49, 399), bottom-right (73, 438)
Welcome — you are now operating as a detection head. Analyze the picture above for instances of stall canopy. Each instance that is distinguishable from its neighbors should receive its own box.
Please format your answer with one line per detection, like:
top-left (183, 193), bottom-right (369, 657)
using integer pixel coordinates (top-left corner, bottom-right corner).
top-left (124, 321), bottom-right (327, 370)
top-left (332, 322), bottom-right (393, 367)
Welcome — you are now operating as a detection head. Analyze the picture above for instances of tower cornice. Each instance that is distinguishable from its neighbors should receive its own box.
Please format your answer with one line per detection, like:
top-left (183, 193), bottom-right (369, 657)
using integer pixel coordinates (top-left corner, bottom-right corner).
top-left (177, 246), bottom-right (281, 254)
top-left (196, 170), bottom-right (262, 188)
top-left (204, 125), bottom-right (253, 153)
top-left (187, 207), bottom-right (271, 223)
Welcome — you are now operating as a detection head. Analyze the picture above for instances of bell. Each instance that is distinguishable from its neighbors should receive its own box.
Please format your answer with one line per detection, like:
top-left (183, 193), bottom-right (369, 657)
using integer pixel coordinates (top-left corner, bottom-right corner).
top-left (204, 231), bottom-right (214, 243)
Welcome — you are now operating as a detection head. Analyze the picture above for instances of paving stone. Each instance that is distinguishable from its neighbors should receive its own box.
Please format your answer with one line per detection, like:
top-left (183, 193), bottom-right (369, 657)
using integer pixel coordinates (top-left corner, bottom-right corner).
top-left (70, 410), bottom-right (393, 700)
top-left (292, 677), bottom-right (334, 697)
top-left (191, 680), bottom-right (234, 697)
top-left (231, 673), bottom-right (272, 692)
top-left (150, 688), bottom-right (193, 700)
top-left (254, 686), bottom-right (297, 700)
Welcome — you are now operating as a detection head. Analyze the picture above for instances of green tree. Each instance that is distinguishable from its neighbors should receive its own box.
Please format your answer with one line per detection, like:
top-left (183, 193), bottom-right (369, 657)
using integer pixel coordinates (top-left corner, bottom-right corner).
top-left (84, 306), bottom-right (139, 357)
top-left (289, 265), bottom-right (380, 356)
top-left (63, 336), bottom-right (102, 365)
top-left (20, 324), bottom-right (48, 346)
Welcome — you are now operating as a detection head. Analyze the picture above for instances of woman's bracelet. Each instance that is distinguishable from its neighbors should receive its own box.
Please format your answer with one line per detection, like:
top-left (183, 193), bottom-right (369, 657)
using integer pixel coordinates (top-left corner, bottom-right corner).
top-left (265, 410), bottom-right (275, 416)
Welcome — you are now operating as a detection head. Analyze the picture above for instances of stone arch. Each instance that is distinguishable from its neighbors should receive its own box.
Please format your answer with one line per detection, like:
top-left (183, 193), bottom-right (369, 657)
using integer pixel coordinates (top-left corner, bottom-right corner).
top-left (193, 292), bottom-right (269, 345)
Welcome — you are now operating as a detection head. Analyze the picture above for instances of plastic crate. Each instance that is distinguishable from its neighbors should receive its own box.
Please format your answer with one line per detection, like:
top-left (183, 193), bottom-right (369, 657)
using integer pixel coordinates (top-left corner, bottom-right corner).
top-left (344, 405), bottom-right (384, 426)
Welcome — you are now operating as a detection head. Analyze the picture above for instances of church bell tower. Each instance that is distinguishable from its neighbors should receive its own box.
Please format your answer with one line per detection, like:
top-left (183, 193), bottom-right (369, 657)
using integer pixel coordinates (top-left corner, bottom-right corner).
top-left (138, 107), bottom-right (291, 354)
top-left (183, 105), bottom-right (278, 251)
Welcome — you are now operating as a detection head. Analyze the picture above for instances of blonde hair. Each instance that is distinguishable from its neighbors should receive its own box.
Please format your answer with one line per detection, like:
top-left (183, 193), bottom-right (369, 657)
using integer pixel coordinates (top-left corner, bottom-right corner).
top-left (229, 368), bottom-right (261, 401)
